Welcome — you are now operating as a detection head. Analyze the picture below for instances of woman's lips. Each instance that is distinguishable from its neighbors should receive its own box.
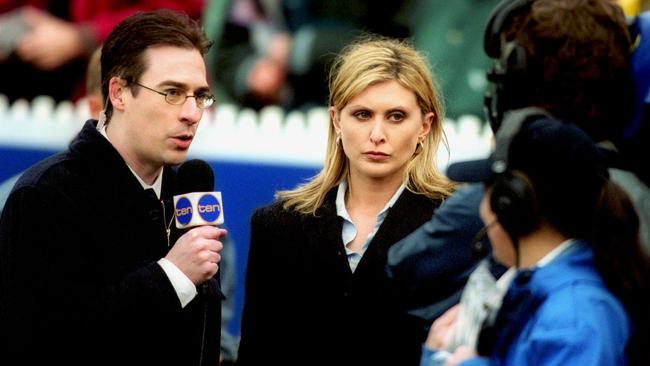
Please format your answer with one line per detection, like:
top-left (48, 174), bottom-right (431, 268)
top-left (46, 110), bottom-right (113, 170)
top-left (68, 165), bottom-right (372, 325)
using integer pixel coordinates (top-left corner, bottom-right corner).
top-left (364, 151), bottom-right (389, 161)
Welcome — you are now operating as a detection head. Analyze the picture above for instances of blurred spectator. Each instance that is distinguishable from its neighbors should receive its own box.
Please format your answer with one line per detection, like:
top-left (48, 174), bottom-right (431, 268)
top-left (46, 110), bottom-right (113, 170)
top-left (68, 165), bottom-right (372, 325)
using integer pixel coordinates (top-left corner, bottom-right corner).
top-left (219, 238), bottom-right (239, 365)
top-left (204, 0), bottom-right (410, 111)
top-left (0, 0), bottom-right (204, 103)
top-left (84, 45), bottom-right (102, 117)
top-left (402, 0), bottom-right (502, 119)
top-left (619, 0), bottom-right (650, 14)
top-left (622, 10), bottom-right (650, 187)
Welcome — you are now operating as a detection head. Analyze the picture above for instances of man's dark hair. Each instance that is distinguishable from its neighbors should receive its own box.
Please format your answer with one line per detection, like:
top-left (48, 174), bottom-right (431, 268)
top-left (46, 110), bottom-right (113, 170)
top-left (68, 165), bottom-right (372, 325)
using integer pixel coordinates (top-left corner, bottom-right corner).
top-left (492, 0), bottom-right (634, 143)
top-left (100, 9), bottom-right (212, 121)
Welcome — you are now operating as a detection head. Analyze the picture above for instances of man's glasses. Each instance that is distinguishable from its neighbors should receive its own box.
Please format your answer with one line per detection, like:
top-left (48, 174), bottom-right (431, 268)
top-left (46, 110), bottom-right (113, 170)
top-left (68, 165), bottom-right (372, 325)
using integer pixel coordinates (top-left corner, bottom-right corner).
top-left (133, 82), bottom-right (215, 109)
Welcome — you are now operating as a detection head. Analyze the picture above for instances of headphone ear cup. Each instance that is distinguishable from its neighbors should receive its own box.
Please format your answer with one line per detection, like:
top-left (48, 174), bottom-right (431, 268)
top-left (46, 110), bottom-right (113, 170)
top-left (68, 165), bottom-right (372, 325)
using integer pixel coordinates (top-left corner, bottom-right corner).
top-left (484, 0), bottom-right (532, 130)
top-left (490, 173), bottom-right (538, 238)
top-left (485, 40), bottom-right (530, 133)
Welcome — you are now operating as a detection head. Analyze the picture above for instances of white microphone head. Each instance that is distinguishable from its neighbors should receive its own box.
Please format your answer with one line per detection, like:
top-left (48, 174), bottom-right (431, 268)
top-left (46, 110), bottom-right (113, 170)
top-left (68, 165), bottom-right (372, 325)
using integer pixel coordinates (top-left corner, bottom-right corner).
top-left (173, 159), bottom-right (223, 228)
top-left (173, 191), bottom-right (224, 228)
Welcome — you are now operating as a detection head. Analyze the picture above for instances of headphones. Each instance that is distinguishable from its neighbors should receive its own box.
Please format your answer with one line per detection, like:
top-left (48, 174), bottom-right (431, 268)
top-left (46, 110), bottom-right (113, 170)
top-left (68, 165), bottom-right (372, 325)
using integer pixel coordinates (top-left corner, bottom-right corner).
top-left (489, 107), bottom-right (549, 240)
top-left (483, 0), bottom-right (535, 132)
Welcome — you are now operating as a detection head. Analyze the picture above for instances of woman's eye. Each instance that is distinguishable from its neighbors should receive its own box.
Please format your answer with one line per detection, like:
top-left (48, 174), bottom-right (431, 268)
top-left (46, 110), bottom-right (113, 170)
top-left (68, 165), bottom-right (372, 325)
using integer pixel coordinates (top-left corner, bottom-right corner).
top-left (353, 110), bottom-right (371, 120)
top-left (388, 112), bottom-right (406, 122)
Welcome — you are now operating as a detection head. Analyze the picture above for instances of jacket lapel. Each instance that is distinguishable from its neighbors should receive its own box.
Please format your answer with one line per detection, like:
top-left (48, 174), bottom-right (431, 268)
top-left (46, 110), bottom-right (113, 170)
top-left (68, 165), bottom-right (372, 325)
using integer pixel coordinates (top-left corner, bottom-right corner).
top-left (302, 189), bottom-right (353, 280)
top-left (301, 188), bottom-right (438, 282)
top-left (354, 190), bottom-right (437, 276)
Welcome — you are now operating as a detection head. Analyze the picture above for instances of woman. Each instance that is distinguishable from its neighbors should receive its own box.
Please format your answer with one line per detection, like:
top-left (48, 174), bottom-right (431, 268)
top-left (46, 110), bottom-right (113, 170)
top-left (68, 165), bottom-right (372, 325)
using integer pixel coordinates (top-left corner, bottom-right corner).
top-left (422, 116), bottom-right (650, 365)
top-left (237, 37), bottom-right (454, 365)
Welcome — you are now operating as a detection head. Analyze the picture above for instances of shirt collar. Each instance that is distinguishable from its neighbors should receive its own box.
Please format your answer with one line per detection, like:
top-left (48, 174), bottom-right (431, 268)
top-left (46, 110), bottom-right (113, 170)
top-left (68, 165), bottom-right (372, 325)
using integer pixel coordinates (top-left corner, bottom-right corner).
top-left (99, 124), bottom-right (163, 198)
top-left (536, 238), bottom-right (576, 267)
top-left (335, 180), bottom-right (406, 221)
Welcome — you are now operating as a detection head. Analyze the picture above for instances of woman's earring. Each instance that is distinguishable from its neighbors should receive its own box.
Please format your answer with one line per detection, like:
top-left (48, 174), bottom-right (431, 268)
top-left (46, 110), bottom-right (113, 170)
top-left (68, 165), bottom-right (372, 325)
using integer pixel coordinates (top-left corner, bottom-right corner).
top-left (414, 140), bottom-right (424, 155)
top-left (336, 134), bottom-right (342, 145)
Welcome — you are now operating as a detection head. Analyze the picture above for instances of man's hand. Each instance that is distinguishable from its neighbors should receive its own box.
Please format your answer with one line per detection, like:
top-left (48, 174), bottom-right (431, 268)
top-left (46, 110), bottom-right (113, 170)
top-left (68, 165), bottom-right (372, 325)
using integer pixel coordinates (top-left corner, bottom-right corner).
top-left (165, 226), bottom-right (227, 285)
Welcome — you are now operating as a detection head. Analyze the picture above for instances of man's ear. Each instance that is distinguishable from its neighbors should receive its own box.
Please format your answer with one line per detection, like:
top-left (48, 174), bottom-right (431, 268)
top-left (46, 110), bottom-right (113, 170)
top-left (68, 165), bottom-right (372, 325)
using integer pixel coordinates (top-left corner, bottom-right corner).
top-left (108, 77), bottom-right (127, 111)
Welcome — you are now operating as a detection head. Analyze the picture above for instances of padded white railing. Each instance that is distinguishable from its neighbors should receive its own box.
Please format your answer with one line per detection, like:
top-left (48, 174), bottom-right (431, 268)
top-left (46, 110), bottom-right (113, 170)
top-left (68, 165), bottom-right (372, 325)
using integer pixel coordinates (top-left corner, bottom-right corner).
top-left (0, 95), bottom-right (493, 169)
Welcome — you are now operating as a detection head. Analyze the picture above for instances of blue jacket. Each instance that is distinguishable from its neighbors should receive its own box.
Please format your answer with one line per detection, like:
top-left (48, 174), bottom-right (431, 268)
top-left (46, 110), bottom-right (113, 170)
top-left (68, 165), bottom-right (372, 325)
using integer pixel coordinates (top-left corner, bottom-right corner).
top-left (386, 184), bottom-right (494, 323)
top-left (460, 241), bottom-right (630, 365)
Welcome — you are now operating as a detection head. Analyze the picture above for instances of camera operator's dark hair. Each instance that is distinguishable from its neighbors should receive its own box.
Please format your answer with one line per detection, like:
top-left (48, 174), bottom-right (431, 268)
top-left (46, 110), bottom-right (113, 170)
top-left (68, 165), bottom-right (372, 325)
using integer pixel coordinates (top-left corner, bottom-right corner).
top-left (100, 9), bottom-right (212, 121)
top-left (500, 0), bottom-right (634, 143)
top-left (592, 181), bottom-right (650, 366)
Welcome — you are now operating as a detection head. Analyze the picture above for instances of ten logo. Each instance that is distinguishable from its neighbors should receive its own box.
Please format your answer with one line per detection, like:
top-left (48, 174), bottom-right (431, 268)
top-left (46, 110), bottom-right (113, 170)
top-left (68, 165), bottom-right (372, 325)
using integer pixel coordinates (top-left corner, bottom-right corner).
top-left (173, 192), bottom-right (224, 228)
top-left (175, 197), bottom-right (193, 225)
top-left (197, 194), bottom-right (221, 223)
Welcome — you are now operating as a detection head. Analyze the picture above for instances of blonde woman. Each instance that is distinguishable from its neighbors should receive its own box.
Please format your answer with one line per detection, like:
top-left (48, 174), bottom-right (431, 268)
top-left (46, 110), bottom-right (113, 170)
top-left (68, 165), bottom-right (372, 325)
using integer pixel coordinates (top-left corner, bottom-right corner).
top-left (237, 37), bottom-right (455, 366)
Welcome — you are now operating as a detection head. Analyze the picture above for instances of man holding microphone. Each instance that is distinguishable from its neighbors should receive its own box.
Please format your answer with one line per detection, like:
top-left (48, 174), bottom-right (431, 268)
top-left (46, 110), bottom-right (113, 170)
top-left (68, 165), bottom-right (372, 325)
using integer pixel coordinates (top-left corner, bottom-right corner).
top-left (0, 10), bottom-right (225, 366)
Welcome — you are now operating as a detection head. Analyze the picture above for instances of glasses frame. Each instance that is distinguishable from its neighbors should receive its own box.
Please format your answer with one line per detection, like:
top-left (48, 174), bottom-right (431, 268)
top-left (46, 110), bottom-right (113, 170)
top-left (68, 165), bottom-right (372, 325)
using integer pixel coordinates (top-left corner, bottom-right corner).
top-left (132, 82), bottom-right (215, 109)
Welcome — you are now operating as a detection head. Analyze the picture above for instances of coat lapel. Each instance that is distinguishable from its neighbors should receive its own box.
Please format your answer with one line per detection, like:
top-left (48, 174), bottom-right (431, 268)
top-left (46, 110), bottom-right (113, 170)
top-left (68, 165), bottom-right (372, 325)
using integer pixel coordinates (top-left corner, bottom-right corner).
top-left (302, 189), bottom-right (353, 280)
top-left (301, 188), bottom-right (438, 281)
top-left (354, 190), bottom-right (438, 277)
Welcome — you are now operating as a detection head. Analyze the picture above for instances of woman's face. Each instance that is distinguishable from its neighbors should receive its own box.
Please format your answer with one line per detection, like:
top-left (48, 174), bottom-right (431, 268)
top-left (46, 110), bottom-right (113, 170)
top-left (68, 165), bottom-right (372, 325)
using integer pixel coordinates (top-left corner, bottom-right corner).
top-left (331, 80), bottom-right (432, 185)
top-left (480, 189), bottom-right (517, 267)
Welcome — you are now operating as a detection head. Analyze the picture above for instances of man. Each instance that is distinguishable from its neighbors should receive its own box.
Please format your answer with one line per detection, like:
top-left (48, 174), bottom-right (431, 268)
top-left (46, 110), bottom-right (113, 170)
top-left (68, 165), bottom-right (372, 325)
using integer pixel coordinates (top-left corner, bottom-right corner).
top-left (386, 0), bottom-right (647, 349)
top-left (0, 10), bottom-right (225, 366)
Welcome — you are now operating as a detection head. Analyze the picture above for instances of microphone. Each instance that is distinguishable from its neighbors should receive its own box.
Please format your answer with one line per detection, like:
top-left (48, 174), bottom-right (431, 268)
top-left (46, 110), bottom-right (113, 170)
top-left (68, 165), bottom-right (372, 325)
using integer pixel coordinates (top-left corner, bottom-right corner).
top-left (174, 159), bottom-right (224, 296)
top-left (471, 220), bottom-right (497, 258)
top-left (174, 159), bottom-right (224, 228)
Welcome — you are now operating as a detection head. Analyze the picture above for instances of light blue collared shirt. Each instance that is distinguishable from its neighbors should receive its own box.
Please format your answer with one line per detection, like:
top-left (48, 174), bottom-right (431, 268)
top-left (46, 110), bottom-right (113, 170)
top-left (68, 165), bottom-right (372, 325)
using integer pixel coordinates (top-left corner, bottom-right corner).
top-left (335, 181), bottom-right (406, 273)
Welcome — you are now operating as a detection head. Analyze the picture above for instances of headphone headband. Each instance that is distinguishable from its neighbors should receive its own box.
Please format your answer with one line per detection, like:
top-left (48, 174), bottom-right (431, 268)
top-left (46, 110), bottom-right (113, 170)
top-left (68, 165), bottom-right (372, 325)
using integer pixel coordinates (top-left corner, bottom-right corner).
top-left (484, 0), bottom-right (535, 57)
top-left (483, 0), bottom-right (537, 132)
top-left (491, 107), bottom-right (551, 175)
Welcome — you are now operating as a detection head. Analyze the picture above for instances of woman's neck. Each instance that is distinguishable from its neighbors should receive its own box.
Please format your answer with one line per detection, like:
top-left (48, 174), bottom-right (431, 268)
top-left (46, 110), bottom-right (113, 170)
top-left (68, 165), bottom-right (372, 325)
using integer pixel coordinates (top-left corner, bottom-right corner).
top-left (517, 223), bottom-right (568, 268)
top-left (345, 174), bottom-right (403, 215)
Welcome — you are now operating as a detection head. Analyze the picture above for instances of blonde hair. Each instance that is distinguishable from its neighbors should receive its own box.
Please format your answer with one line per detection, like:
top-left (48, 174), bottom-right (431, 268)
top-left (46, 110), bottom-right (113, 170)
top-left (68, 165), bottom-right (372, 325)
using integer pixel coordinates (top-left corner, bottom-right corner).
top-left (278, 36), bottom-right (455, 215)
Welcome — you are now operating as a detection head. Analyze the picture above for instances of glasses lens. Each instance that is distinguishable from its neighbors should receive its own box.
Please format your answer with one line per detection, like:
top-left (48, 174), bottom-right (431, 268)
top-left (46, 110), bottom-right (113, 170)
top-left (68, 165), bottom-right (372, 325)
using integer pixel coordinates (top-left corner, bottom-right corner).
top-left (198, 95), bottom-right (215, 109)
top-left (165, 92), bottom-right (184, 105)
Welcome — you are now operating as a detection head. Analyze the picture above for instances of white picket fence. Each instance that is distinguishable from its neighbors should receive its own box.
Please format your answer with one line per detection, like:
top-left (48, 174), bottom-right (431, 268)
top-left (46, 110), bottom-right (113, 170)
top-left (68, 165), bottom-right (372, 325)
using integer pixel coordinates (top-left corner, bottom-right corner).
top-left (0, 95), bottom-right (493, 170)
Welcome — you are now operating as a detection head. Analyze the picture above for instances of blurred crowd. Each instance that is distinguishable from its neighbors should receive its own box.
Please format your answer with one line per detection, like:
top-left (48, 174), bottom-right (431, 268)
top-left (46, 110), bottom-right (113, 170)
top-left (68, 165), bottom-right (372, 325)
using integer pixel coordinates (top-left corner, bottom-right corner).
top-left (1, 0), bottom-right (649, 118)
top-left (3, 0), bottom-right (649, 187)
